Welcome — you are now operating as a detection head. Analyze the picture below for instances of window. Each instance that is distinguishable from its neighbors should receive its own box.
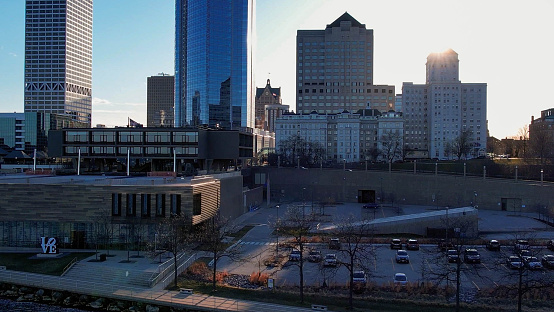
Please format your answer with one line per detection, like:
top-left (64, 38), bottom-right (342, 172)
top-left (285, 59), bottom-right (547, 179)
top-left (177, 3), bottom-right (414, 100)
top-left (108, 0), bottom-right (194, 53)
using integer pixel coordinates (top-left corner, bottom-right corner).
top-left (126, 194), bottom-right (136, 216)
top-left (156, 194), bottom-right (165, 217)
top-left (111, 193), bottom-right (121, 216)
top-left (170, 194), bottom-right (181, 216)
top-left (193, 194), bottom-right (202, 216)
top-left (141, 194), bottom-right (151, 218)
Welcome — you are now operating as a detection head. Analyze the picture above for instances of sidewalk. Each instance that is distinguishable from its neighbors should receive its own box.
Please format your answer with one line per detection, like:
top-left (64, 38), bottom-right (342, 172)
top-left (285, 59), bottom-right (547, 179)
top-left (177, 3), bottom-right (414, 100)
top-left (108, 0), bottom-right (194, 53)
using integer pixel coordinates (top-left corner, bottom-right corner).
top-left (0, 244), bottom-right (318, 311)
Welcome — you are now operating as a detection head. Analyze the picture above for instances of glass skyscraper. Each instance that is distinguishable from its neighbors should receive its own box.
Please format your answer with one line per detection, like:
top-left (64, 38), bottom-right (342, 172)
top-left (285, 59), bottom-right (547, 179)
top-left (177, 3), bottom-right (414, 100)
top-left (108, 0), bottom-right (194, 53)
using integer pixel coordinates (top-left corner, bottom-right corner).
top-left (24, 0), bottom-right (93, 126)
top-left (175, 0), bottom-right (255, 129)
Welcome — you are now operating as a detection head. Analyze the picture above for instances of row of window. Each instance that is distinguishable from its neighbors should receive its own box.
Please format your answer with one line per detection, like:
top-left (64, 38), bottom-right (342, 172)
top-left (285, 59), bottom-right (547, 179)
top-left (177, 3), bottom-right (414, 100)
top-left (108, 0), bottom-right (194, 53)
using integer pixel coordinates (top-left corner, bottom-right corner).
top-left (66, 131), bottom-right (199, 144)
top-left (111, 193), bottom-right (201, 218)
top-left (64, 146), bottom-right (198, 156)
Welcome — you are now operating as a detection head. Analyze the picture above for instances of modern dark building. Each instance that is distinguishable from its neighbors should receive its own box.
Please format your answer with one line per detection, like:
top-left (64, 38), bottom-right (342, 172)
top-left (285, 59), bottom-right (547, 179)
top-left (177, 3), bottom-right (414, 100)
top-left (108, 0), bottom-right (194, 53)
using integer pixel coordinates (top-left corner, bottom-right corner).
top-left (0, 112), bottom-right (87, 154)
top-left (24, 0), bottom-right (93, 126)
top-left (147, 74), bottom-right (175, 127)
top-left (48, 127), bottom-right (254, 173)
top-left (174, 0), bottom-right (255, 129)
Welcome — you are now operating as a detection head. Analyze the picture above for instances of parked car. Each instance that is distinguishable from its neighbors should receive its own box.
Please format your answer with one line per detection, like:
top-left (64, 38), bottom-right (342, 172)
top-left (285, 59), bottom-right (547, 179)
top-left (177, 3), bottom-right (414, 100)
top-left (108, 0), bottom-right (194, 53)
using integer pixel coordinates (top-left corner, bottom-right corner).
top-left (406, 239), bottom-right (420, 250)
top-left (515, 240), bottom-right (529, 252)
top-left (486, 240), bottom-right (501, 251)
top-left (395, 250), bottom-right (410, 263)
top-left (324, 253), bottom-right (338, 267)
top-left (390, 239), bottom-right (402, 249)
top-left (541, 255), bottom-right (554, 269)
top-left (289, 249), bottom-right (301, 261)
top-left (352, 270), bottom-right (367, 285)
top-left (525, 256), bottom-right (543, 270)
top-left (519, 249), bottom-right (532, 260)
top-left (393, 273), bottom-right (407, 286)
top-left (464, 248), bottom-right (481, 264)
top-left (362, 203), bottom-right (379, 209)
top-left (329, 238), bottom-right (341, 250)
top-left (447, 249), bottom-right (460, 263)
top-left (547, 240), bottom-right (554, 251)
top-left (507, 256), bottom-right (524, 270)
top-left (308, 250), bottom-right (322, 262)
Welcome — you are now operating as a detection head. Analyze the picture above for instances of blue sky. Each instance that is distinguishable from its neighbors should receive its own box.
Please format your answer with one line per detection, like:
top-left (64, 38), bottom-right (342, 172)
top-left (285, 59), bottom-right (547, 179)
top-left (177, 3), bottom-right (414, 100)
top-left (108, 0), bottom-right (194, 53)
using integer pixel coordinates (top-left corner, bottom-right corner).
top-left (1, 0), bottom-right (553, 139)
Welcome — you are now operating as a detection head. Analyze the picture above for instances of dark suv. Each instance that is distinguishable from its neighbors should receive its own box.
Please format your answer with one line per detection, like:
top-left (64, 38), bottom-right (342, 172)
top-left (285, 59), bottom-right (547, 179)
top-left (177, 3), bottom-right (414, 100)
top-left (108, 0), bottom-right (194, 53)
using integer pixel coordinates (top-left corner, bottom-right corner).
top-left (486, 240), bottom-right (500, 251)
top-left (464, 248), bottom-right (481, 264)
top-left (390, 239), bottom-right (402, 249)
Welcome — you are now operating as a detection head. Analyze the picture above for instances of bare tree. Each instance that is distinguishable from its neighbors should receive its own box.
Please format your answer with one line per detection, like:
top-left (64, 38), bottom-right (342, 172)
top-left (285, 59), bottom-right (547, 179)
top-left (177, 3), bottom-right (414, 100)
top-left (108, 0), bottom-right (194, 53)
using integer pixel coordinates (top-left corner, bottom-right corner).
top-left (452, 130), bottom-right (473, 160)
top-left (331, 216), bottom-right (375, 310)
top-left (379, 131), bottom-right (403, 162)
top-left (198, 213), bottom-right (241, 291)
top-left (364, 147), bottom-right (381, 162)
top-left (155, 213), bottom-right (194, 288)
top-left (517, 125), bottom-right (529, 159)
top-left (278, 135), bottom-right (325, 167)
top-left (422, 216), bottom-right (480, 312)
top-left (273, 205), bottom-right (315, 303)
top-left (492, 234), bottom-right (554, 312)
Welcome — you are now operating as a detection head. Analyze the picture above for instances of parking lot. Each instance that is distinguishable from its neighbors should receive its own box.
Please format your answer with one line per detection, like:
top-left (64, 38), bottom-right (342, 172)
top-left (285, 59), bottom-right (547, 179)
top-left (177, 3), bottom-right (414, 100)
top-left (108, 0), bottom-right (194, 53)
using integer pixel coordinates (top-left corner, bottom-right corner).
top-left (218, 202), bottom-right (554, 291)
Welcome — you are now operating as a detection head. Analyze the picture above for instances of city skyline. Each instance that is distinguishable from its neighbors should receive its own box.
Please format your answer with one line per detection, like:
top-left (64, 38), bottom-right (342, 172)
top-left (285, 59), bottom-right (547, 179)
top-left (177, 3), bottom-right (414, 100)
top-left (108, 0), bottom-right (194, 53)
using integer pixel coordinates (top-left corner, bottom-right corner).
top-left (1, 0), bottom-right (553, 139)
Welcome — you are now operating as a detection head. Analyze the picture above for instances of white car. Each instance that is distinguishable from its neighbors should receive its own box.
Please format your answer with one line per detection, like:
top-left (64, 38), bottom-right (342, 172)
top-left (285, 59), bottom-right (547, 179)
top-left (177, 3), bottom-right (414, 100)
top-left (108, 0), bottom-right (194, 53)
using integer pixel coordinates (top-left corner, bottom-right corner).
top-left (525, 256), bottom-right (543, 270)
top-left (324, 253), bottom-right (337, 267)
top-left (352, 270), bottom-right (366, 284)
top-left (394, 273), bottom-right (407, 286)
top-left (395, 250), bottom-right (410, 263)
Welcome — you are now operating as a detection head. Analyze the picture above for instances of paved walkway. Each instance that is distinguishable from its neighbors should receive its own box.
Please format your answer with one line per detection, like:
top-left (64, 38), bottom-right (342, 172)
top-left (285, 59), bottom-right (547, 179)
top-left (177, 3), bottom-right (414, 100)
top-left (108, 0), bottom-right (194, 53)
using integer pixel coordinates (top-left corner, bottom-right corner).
top-left (0, 241), bottom-right (318, 312)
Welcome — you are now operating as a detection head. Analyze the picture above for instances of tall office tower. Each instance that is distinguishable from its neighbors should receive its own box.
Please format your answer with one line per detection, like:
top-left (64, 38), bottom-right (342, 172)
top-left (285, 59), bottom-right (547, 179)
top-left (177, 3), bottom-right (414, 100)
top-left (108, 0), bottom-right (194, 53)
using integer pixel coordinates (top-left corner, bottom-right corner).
top-left (175, 0), bottom-right (255, 129)
top-left (296, 12), bottom-right (395, 115)
top-left (147, 74), bottom-right (175, 127)
top-left (24, 0), bottom-right (93, 126)
top-left (403, 49), bottom-right (487, 160)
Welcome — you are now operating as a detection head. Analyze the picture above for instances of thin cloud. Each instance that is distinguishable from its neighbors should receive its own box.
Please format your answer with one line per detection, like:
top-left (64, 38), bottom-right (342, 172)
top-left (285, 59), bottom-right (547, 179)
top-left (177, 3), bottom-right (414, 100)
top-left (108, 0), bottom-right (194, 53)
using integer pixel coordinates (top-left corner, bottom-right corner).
top-left (9, 52), bottom-right (17, 57)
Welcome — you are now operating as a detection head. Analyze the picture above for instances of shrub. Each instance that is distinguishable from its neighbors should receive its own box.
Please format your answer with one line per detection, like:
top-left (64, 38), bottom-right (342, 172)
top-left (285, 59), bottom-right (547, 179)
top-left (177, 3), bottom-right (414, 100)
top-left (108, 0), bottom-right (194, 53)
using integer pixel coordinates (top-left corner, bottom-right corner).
top-left (187, 261), bottom-right (209, 277)
top-left (248, 272), bottom-right (270, 286)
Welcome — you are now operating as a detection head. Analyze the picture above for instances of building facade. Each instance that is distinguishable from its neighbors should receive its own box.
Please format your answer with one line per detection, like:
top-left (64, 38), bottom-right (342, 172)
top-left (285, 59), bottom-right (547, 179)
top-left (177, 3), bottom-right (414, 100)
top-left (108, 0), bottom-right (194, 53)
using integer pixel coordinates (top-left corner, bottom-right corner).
top-left (275, 109), bottom-right (403, 163)
top-left (0, 112), bottom-right (87, 153)
top-left (24, 0), bottom-right (93, 126)
top-left (255, 79), bottom-right (282, 130)
top-left (174, 0), bottom-right (255, 129)
top-left (48, 127), bottom-right (254, 173)
top-left (529, 108), bottom-right (554, 160)
top-left (0, 173), bottom-right (247, 248)
top-left (402, 49), bottom-right (487, 160)
top-left (147, 74), bottom-right (175, 127)
top-left (296, 12), bottom-right (395, 115)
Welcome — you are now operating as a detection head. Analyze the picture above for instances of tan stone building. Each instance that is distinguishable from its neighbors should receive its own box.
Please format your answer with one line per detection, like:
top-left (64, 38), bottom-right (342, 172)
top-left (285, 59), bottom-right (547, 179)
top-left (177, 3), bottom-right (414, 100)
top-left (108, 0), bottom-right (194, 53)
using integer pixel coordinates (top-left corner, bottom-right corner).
top-left (255, 79), bottom-right (283, 130)
top-left (296, 12), bottom-right (395, 115)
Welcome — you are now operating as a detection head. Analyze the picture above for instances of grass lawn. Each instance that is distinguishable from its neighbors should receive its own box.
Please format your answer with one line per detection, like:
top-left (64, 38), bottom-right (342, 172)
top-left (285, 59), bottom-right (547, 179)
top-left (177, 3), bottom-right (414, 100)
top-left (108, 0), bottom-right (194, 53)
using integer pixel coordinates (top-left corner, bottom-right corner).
top-left (0, 252), bottom-right (95, 276)
top-left (175, 278), bottom-right (500, 312)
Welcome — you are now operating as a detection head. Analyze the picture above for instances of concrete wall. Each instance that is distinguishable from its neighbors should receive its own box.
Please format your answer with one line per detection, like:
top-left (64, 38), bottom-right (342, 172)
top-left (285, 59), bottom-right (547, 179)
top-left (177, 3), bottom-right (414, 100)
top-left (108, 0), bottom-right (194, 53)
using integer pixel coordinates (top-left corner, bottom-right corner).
top-left (258, 168), bottom-right (553, 213)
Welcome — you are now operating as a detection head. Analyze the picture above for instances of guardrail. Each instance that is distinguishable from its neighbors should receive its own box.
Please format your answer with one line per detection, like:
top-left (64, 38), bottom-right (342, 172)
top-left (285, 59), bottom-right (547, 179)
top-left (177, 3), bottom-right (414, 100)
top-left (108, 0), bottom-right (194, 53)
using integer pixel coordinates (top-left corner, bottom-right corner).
top-left (148, 252), bottom-right (197, 288)
top-left (61, 257), bottom-right (78, 277)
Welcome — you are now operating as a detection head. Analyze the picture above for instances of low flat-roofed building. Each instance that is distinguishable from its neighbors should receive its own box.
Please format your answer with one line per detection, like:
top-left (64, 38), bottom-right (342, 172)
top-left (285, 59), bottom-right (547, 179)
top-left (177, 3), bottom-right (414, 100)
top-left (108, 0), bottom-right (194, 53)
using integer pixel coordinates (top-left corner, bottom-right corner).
top-left (0, 172), bottom-right (244, 249)
top-left (48, 127), bottom-right (254, 173)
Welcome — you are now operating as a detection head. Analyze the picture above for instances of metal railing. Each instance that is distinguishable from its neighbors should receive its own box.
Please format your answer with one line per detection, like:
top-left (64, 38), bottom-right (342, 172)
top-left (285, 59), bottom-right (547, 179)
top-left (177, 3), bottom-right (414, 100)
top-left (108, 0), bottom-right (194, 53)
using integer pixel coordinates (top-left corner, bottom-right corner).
top-left (61, 257), bottom-right (77, 277)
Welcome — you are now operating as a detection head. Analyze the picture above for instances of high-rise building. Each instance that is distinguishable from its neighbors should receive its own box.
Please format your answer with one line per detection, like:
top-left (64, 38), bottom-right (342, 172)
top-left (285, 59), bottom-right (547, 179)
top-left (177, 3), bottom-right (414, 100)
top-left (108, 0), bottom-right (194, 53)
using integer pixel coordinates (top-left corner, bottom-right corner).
top-left (255, 78), bottom-right (288, 131)
top-left (403, 49), bottom-right (487, 160)
top-left (174, 0), bottom-right (255, 129)
top-left (296, 12), bottom-right (395, 115)
top-left (24, 0), bottom-right (93, 126)
top-left (147, 74), bottom-right (175, 127)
